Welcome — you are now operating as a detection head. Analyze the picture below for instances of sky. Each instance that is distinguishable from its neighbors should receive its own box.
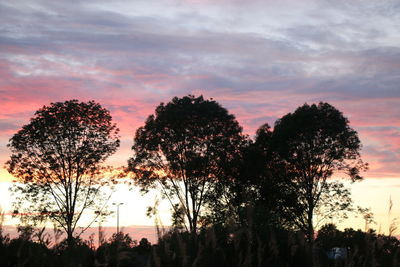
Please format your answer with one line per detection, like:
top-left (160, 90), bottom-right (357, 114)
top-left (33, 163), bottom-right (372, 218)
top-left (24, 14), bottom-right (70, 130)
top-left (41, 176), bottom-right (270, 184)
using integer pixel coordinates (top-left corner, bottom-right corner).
top-left (0, 0), bottom-right (400, 237)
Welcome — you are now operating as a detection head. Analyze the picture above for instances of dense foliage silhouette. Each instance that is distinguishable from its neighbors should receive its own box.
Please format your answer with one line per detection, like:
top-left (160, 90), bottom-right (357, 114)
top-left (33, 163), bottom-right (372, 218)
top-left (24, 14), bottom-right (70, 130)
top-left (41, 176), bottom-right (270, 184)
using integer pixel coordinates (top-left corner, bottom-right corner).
top-left (270, 102), bottom-right (367, 242)
top-left (6, 100), bottom-right (120, 247)
top-left (129, 95), bottom-right (247, 233)
top-left (0, 224), bottom-right (399, 267)
top-left (3, 96), bottom-right (380, 266)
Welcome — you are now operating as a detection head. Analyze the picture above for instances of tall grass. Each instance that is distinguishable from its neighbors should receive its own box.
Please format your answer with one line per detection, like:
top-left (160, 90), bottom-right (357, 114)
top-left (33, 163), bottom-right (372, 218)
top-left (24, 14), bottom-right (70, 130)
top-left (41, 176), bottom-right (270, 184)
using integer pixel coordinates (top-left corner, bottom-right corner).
top-left (0, 214), bottom-right (399, 266)
top-left (389, 196), bottom-right (399, 237)
top-left (0, 226), bottom-right (399, 266)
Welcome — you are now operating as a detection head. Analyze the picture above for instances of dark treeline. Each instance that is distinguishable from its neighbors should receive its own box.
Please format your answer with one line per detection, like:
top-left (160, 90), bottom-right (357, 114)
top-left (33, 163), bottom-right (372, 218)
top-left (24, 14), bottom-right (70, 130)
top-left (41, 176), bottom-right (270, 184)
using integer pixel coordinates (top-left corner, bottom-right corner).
top-left (4, 95), bottom-right (400, 266)
top-left (0, 227), bottom-right (152, 267)
top-left (1, 223), bottom-right (400, 266)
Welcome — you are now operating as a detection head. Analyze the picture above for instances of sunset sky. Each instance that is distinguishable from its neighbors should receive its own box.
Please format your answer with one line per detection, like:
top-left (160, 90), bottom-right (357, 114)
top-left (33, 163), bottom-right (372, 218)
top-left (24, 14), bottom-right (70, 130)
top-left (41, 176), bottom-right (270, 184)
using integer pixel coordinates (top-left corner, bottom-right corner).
top-left (1, 0), bottom-right (400, 236)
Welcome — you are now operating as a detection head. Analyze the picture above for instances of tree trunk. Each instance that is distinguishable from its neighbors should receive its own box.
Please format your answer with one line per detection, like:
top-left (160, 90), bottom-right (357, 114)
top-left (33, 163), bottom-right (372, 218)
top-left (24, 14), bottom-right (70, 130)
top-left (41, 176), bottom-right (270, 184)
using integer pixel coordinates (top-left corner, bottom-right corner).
top-left (67, 230), bottom-right (74, 248)
top-left (192, 213), bottom-right (197, 234)
top-left (66, 219), bottom-right (78, 267)
top-left (307, 205), bottom-right (314, 267)
top-left (307, 210), bottom-right (314, 243)
top-left (66, 215), bottom-right (74, 248)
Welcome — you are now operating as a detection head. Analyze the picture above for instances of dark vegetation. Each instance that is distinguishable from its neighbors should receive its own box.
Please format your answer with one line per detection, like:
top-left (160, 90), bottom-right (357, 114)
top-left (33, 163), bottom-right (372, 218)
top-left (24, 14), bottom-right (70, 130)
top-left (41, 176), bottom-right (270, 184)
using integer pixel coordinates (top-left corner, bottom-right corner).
top-left (6, 100), bottom-right (120, 247)
top-left (1, 224), bottom-right (400, 267)
top-left (4, 96), bottom-right (399, 266)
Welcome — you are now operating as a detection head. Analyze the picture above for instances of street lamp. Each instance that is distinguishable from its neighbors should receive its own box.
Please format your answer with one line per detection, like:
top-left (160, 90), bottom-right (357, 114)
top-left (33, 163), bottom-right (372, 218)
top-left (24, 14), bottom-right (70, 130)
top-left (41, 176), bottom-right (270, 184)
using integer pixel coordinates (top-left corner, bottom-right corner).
top-left (112, 202), bottom-right (124, 233)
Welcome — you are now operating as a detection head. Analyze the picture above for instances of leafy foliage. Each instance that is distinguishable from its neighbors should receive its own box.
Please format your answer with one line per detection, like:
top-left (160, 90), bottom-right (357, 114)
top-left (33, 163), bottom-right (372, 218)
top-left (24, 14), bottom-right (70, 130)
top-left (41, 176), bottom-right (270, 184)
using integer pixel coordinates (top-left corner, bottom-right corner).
top-left (96, 232), bottom-right (138, 267)
top-left (239, 103), bottom-right (367, 241)
top-left (269, 102), bottom-right (367, 241)
top-left (6, 100), bottom-right (120, 244)
top-left (235, 123), bottom-right (299, 228)
top-left (313, 181), bottom-right (353, 229)
top-left (0, 95), bottom-right (391, 266)
top-left (129, 95), bottom-right (247, 232)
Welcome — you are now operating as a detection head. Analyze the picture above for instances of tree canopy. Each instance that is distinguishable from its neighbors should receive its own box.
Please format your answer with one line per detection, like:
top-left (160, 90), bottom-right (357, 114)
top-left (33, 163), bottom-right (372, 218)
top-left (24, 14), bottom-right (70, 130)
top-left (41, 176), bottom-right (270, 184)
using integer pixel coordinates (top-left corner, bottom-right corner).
top-left (6, 100), bottom-right (120, 245)
top-left (128, 95), bottom-right (247, 232)
top-left (270, 102), bottom-right (367, 241)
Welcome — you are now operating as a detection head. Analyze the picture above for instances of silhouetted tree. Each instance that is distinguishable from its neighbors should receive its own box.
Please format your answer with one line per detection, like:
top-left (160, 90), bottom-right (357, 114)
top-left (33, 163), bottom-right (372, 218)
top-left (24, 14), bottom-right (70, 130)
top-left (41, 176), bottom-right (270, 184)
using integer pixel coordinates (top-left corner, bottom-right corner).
top-left (239, 123), bottom-right (298, 228)
top-left (271, 102), bottom-right (367, 242)
top-left (137, 238), bottom-right (151, 253)
top-left (96, 232), bottom-right (137, 267)
top-left (54, 237), bottom-right (94, 267)
top-left (316, 223), bottom-right (343, 250)
top-left (7, 237), bottom-right (53, 267)
top-left (129, 95), bottom-right (246, 233)
top-left (200, 123), bottom-right (292, 229)
top-left (6, 100), bottom-right (120, 247)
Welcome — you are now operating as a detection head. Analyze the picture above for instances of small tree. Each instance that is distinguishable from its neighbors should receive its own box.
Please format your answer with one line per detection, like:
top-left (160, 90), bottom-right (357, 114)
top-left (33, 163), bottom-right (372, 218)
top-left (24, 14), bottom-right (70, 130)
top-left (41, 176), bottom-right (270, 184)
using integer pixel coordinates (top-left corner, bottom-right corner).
top-left (129, 95), bottom-right (246, 233)
top-left (271, 102), bottom-right (367, 242)
top-left (6, 100), bottom-right (120, 246)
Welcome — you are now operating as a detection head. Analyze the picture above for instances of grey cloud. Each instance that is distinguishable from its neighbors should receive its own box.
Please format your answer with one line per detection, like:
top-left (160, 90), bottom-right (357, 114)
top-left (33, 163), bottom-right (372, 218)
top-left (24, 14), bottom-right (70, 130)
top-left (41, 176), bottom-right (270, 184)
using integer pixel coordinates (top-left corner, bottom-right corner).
top-left (1, 0), bottom-right (399, 104)
top-left (0, 121), bottom-right (19, 132)
top-left (363, 145), bottom-right (400, 164)
top-left (359, 126), bottom-right (400, 133)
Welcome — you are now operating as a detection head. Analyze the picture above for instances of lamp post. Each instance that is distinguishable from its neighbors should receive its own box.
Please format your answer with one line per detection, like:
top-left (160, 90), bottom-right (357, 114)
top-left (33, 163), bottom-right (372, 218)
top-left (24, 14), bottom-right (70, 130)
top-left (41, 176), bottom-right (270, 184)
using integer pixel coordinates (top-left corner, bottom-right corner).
top-left (112, 202), bottom-right (124, 233)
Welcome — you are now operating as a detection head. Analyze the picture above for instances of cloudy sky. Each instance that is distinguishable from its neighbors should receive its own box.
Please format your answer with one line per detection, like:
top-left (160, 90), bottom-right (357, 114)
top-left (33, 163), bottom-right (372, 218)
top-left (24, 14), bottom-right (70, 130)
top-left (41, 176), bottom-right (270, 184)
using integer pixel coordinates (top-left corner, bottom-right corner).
top-left (1, 0), bottom-right (400, 232)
